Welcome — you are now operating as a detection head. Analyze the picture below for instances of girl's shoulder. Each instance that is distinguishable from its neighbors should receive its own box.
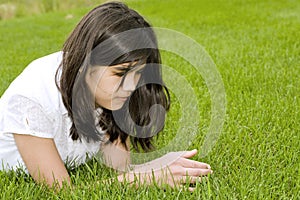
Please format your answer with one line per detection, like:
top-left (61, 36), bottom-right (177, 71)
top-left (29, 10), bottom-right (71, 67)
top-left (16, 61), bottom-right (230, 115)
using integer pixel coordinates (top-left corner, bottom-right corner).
top-left (22, 51), bottom-right (63, 76)
top-left (0, 51), bottom-right (64, 115)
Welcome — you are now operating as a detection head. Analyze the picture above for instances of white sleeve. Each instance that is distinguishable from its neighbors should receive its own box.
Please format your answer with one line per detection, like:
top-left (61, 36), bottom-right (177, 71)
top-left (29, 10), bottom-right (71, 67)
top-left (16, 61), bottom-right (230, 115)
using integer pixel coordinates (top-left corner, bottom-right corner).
top-left (2, 95), bottom-right (55, 138)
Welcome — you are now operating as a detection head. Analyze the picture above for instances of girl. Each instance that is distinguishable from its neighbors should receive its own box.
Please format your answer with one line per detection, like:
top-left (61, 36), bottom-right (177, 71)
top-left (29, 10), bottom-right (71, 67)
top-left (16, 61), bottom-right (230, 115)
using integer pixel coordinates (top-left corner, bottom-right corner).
top-left (0, 2), bottom-right (212, 190)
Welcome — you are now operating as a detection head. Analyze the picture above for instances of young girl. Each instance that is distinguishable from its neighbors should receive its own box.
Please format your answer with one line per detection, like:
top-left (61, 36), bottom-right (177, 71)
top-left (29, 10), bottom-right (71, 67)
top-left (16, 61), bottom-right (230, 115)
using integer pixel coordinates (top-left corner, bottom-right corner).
top-left (0, 2), bottom-right (212, 190)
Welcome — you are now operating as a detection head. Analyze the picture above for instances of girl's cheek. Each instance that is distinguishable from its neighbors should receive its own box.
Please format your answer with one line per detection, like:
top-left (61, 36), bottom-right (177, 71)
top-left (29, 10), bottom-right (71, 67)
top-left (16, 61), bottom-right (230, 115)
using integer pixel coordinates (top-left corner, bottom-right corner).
top-left (97, 76), bottom-right (122, 93)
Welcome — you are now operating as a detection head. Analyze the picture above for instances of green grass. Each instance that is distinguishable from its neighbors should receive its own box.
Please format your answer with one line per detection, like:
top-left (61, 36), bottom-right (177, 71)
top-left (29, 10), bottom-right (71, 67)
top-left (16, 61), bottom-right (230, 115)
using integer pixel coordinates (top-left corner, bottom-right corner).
top-left (0, 0), bottom-right (300, 199)
top-left (0, 0), bottom-right (101, 20)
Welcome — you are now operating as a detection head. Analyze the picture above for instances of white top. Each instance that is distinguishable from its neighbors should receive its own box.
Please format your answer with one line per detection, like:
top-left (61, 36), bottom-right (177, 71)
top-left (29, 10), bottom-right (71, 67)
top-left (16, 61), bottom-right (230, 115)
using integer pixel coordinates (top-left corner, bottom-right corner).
top-left (0, 52), bottom-right (102, 171)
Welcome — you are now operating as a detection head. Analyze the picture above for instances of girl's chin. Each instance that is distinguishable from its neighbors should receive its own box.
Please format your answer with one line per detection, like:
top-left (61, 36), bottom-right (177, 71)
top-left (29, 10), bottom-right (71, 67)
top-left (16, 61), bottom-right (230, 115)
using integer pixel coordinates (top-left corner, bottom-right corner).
top-left (96, 99), bottom-right (126, 111)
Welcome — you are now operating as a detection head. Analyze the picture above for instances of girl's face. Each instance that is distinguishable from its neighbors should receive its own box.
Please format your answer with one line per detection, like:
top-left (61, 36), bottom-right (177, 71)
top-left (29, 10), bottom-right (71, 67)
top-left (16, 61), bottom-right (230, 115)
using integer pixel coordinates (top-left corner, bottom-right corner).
top-left (86, 62), bottom-right (145, 110)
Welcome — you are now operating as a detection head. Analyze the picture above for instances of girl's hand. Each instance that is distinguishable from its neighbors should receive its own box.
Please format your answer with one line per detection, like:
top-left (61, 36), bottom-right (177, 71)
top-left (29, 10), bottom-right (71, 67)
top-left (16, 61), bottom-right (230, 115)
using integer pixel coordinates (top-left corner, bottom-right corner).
top-left (119, 149), bottom-right (212, 191)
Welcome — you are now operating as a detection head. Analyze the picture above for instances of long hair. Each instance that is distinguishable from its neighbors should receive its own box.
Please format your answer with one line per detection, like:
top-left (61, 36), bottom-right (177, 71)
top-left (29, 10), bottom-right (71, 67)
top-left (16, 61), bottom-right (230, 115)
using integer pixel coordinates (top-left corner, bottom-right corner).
top-left (56, 2), bottom-right (170, 152)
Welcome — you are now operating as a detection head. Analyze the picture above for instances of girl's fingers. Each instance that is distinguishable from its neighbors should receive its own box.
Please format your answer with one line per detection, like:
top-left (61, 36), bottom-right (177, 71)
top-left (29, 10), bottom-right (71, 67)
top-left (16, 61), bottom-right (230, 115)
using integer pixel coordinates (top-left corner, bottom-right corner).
top-left (188, 187), bottom-right (196, 192)
top-left (177, 184), bottom-right (197, 193)
top-left (172, 174), bottom-right (207, 186)
top-left (182, 176), bottom-right (203, 184)
top-left (183, 168), bottom-right (213, 176)
top-left (181, 149), bottom-right (198, 159)
top-left (177, 177), bottom-right (202, 193)
top-left (179, 157), bottom-right (211, 169)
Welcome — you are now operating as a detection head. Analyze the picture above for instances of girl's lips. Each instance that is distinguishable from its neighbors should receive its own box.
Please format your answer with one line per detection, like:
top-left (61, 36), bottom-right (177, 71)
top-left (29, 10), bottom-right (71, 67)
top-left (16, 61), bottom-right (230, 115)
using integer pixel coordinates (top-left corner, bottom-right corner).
top-left (116, 96), bottom-right (129, 101)
top-left (118, 96), bottom-right (129, 98)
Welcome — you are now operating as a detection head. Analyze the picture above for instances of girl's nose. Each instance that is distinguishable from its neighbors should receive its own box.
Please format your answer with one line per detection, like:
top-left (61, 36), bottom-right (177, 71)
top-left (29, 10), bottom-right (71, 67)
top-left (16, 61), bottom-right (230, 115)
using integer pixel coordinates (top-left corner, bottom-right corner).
top-left (122, 72), bottom-right (138, 92)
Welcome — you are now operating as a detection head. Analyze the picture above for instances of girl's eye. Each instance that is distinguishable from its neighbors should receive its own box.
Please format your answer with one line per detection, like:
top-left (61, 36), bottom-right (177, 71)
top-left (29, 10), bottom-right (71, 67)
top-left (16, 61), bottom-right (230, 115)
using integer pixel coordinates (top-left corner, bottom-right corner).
top-left (113, 68), bottom-right (130, 77)
top-left (113, 71), bottom-right (127, 77)
top-left (112, 65), bottom-right (144, 77)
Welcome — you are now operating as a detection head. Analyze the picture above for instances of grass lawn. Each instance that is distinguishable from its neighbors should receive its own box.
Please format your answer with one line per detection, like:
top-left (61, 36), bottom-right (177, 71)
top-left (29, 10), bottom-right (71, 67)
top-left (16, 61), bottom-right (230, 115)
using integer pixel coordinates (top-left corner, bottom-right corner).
top-left (0, 0), bottom-right (299, 199)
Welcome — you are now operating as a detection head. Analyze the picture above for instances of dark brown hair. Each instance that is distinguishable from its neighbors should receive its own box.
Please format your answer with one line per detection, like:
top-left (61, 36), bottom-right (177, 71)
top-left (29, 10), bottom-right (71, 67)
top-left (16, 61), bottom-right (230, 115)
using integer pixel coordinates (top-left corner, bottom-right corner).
top-left (56, 2), bottom-right (170, 151)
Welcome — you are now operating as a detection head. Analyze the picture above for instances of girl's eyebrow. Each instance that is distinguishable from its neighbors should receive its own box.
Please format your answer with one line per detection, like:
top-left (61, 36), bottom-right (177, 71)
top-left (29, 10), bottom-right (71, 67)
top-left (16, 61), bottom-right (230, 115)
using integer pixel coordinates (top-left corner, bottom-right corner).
top-left (114, 63), bottom-right (145, 72)
top-left (113, 63), bottom-right (134, 70)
